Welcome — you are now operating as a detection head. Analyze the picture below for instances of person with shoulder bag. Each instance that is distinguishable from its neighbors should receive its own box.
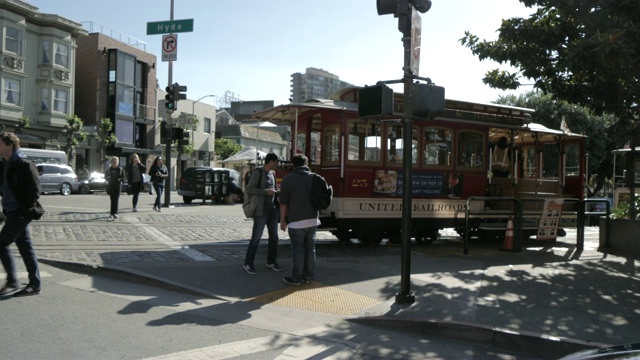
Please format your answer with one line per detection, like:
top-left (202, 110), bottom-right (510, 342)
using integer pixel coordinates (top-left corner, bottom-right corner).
top-left (125, 153), bottom-right (146, 212)
top-left (149, 156), bottom-right (168, 212)
top-left (0, 132), bottom-right (44, 297)
top-left (106, 156), bottom-right (125, 220)
top-left (242, 153), bottom-right (281, 275)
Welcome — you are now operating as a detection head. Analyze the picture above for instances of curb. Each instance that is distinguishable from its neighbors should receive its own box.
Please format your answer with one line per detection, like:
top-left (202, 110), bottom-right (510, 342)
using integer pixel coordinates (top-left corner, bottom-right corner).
top-left (38, 258), bottom-right (231, 301)
top-left (349, 316), bottom-right (611, 359)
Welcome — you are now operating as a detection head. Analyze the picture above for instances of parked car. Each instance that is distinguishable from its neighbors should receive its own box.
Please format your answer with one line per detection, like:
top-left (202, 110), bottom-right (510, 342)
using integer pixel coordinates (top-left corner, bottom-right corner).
top-left (78, 172), bottom-right (108, 194)
top-left (36, 163), bottom-right (79, 196)
top-left (587, 197), bottom-right (613, 226)
top-left (121, 173), bottom-right (152, 194)
top-left (178, 167), bottom-right (242, 204)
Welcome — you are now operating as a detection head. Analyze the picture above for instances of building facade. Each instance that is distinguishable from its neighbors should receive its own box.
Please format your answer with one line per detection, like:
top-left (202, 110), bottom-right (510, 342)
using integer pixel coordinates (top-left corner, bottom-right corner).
top-left (0, 0), bottom-right (86, 153)
top-left (75, 28), bottom-right (158, 172)
top-left (290, 67), bottom-right (353, 103)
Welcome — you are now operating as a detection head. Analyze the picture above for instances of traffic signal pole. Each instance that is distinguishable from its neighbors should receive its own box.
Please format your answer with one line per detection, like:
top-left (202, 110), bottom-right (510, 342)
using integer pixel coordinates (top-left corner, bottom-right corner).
top-left (164, 0), bottom-right (174, 208)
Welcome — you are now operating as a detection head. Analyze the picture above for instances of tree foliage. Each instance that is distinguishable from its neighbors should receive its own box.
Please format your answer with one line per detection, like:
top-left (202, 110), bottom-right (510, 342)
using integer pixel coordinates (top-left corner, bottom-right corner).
top-left (214, 138), bottom-right (242, 160)
top-left (64, 115), bottom-right (87, 168)
top-left (95, 117), bottom-right (118, 162)
top-left (461, 0), bottom-right (640, 214)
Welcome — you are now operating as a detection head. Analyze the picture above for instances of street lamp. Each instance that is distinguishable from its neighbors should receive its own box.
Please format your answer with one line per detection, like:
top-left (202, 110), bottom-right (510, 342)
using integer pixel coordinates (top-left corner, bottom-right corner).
top-left (192, 95), bottom-right (215, 165)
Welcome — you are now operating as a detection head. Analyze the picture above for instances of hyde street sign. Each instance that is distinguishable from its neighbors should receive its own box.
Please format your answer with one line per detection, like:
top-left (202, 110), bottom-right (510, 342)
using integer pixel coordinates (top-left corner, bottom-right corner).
top-left (147, 19), bottom-right (194, 35)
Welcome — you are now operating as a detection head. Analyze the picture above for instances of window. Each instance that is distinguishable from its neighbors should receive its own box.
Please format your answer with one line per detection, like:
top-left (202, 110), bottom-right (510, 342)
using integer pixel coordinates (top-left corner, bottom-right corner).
top-left (53, 88), bottom-right (68, 113)
top-left (40, 87), bottom-right (49, 111)
top-left (385, 124), bottom-right (418, 165)
top-left (457, 131), bottom-right (484, 168)
top-left (3, 78), bottom-right (21, 106)
top-left (116, 86), bottom-right (135, 116)
top-left (115, 119), bottom-right (134, 144)
top-left (565, 144), bottom-right (580, 176)
top-left (523, 146), bottom-right (537, 178)
top-left (204, 117), bottom-right (211, 133)
top-left (347, 119), bottom-right (381, 162)
top-left (54, 43), bottom-right (69, 68)
top-left (323, 125), bottom-right (340, 164)
top-left (543, 143), bottom-right (559, 179)
top-left (42, 40), bottom-right (51, 64)
top-left (5, 26), bottom-right (22, 56)
top-left (423, 127), bottom-right (452, 166)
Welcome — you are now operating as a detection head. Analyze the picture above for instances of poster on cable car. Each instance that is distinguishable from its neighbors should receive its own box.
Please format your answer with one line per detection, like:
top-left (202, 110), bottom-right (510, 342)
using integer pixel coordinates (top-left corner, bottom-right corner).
top-left (373, 170), bottom-right (464, 198)
top-left (536, 199), bottom-right (564, 240)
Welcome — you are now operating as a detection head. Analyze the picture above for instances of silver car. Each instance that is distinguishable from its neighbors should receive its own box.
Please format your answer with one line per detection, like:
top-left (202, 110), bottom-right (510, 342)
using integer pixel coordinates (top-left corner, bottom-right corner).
top-left (36, 163), bottom-right (79, 196)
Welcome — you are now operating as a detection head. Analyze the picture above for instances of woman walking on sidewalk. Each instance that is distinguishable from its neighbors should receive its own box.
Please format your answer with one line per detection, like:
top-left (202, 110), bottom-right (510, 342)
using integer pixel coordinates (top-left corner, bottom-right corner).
top-left (126, 153), bottom-right (146, 212)
top-left (106, 156), bottom-right (124, 220)
top-left (149, 156), bottom-right (167, 212)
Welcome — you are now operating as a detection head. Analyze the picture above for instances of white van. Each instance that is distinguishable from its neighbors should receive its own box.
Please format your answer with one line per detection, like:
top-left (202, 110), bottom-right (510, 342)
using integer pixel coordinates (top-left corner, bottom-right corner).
top-left (21, 148), bottom-right (68, 165)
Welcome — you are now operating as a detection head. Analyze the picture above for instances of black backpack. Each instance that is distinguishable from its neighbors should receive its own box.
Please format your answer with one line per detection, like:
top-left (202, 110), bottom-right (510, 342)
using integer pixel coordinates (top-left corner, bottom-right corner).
top-left (310, 173), bottom-right (332, 210)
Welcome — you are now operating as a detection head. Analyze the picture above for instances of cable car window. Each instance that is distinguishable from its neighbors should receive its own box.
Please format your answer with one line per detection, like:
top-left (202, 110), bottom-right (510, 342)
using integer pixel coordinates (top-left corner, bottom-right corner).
top-left (386, 124), bottom-right (418, 165)
top-left (347, 120), bottom-right (381, 163)
top-left (424, 127), bottom-right (452, 166)
top-left (543, 143), bottom-right (559, 179)
top-left (457, 131), bottom-right (484, 168)
top-left (323, 125), bottom-right (340, 164)
top-left (565, 144), bottom-right (580, 176)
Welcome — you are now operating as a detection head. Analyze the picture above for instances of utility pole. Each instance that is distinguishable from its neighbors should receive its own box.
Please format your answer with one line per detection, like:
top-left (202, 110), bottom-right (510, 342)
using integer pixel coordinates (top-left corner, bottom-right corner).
top-left (163, 0), bottom-right (174, 207)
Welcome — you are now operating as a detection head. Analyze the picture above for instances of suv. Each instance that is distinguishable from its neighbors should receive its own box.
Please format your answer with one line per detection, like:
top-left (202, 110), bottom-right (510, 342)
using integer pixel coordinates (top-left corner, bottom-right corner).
top-left (178, 167), bottom-right (242, 204)
top-left (36, 163), bottom-right (79, 196)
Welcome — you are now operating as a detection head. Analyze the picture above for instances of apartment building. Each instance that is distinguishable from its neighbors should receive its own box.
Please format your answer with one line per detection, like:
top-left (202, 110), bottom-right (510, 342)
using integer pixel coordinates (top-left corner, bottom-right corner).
top-left (0, 0), bottom-right (86, 153)
top-left (290, 67), bottom-right (353, 103)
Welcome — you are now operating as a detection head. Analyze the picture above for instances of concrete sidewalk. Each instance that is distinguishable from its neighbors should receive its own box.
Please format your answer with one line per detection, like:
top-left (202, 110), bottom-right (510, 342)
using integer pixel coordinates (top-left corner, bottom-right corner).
top-left (25, 201), bottom-right (640, 358)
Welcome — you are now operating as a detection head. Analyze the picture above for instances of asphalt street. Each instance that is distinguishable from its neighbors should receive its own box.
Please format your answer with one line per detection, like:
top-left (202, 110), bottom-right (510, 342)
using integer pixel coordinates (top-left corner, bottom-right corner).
top-left (5, 191), bottom-right (639, 359)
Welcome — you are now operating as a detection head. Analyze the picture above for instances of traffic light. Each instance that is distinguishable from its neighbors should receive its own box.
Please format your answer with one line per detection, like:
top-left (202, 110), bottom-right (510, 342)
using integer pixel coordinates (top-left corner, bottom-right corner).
top-left (165, 84), bottom-right (176, 111)
top-left (160, 121), bottom-right (168, 143)
top-left (358, 84), bottom-right (394, 119)
top-left (377, 0), bottom-right (431, 16)
top-left (174, 83), bottom-right (187, 102)
top-left (412, 84), bottom-right (445, 118)
top-left (172, 127), bottom-right (184, 140)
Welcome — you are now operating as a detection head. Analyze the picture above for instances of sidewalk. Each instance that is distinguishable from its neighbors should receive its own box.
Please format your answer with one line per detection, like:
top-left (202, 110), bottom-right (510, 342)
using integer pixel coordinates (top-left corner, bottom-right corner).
top-left (28, 203), bottom-right (640, 358)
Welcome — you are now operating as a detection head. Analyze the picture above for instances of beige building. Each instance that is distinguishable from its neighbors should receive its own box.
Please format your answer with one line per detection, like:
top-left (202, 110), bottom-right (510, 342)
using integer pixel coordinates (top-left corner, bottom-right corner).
top-left (0, 0), bottom-right (86, 152)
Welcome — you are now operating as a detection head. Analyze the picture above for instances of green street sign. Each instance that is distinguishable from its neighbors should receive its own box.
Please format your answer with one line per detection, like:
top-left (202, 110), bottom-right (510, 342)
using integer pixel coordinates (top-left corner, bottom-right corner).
top-left (147, 19), bottom-right (194, 35)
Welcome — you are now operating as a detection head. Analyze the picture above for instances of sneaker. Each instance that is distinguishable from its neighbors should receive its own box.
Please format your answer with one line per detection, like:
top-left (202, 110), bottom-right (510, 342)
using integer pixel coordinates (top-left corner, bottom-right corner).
top-left (243, 264), bottom-right (257, 275)
top-left (282, 277), bottom-right (302, 286)
top-left (266, 263), bottom-right (282, 272)
top-left (133, 208), bottom-right (139, 212)
top-left (113, 214), bottom-right (118, 219)
top-left (153, 206), bottom-right (157, 211)
top-left (13, 285), bottom-right (40, 297)
top-left (303, 278), bottom-right (312, 284)
top-left (0, 283), bottom-right (18, 296)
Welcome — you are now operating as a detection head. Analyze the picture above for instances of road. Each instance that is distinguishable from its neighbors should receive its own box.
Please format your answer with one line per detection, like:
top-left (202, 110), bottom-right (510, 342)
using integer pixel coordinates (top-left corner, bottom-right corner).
top-left (1, 192), bottom-right (604, 359)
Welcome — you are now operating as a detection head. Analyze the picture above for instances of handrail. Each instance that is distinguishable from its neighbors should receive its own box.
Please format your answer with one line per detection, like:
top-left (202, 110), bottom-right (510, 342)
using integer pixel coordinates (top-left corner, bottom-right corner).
top-left (463, 196), bottom-right (607, 255)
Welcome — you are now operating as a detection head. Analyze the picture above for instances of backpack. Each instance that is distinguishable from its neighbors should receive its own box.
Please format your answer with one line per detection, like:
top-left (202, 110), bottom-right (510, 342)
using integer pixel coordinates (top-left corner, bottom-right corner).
top-left (311, 173), bottom-right (332, 210)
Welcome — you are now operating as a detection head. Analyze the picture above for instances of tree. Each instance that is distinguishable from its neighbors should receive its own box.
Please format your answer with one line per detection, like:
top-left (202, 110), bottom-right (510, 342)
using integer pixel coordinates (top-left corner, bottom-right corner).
top-left (95, 117), bottom-right (118, 167)
top-left (460, 0), bottom-right (640, 215)
top-left (215, 138), bottom-right (242, 160)
top-left (15, 116), bottom-right (29, 134)
top-left (64, 115), bottom-right (87, 168)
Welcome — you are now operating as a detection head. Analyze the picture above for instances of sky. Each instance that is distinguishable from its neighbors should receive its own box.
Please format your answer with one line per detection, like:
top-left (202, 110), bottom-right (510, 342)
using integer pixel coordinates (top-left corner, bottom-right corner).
top-left (28, 0), bottom-right (536, 108)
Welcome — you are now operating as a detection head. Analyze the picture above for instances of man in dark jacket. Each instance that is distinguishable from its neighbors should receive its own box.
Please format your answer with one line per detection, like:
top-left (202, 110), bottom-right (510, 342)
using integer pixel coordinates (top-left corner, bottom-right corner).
top-left (278, 154), bottom-right (319, 286)
top-left (0, 132), bottom-right (42, 296)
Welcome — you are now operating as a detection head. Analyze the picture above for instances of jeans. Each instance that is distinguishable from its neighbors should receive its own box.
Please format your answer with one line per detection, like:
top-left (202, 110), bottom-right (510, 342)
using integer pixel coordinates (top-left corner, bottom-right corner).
top-left (244, 206), bottom-right (279, 266)
top-left (0, 213), bottom-right (40, 288)
top-left (153, 183), bottom-right (164, 208)
top-left (288, 226), bottom-right (317, 283)
top-left (109, 189), bottom-right (120, 216)
top-left (131, 182), bottom-right (142, 208)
